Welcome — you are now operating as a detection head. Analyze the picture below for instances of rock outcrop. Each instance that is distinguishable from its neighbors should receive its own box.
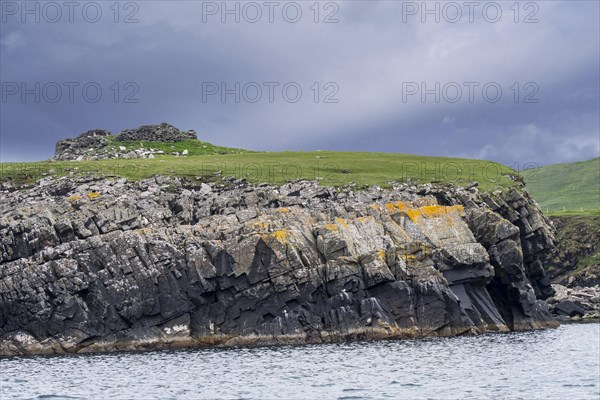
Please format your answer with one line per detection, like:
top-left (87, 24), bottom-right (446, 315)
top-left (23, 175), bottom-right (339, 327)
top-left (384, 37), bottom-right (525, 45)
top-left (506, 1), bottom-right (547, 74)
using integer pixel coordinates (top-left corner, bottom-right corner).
top-left (53, 123), bottom-right (196, 161)
top-left (0, 177), bottom-right (559, 356)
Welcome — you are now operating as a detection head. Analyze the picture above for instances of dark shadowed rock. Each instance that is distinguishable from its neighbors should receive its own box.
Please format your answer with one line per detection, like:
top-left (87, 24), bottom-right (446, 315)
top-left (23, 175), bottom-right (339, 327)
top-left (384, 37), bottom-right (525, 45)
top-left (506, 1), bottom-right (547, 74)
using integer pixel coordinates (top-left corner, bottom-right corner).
top-left (553, 300), bottom-right (585, 317)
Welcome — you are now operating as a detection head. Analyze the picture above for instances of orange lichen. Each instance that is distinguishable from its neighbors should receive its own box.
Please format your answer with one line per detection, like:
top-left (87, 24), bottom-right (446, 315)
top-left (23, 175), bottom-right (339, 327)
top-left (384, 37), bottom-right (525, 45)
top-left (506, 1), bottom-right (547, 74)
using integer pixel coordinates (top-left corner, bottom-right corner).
top-left (405, 204), bottom-right (464, 223)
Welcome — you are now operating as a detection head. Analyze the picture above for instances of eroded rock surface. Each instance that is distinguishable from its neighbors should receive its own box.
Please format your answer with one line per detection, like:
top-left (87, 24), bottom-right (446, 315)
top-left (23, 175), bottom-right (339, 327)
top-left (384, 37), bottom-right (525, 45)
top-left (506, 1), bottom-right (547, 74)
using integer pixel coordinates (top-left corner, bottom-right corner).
top-left (0, 178), bottom-right (559, 356)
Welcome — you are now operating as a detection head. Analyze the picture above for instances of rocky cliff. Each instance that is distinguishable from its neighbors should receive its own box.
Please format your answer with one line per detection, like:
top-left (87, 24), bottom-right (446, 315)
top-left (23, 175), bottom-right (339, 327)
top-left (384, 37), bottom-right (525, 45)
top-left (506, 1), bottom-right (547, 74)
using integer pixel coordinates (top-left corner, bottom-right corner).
top-left (0, 177), bottom-right (559, 356)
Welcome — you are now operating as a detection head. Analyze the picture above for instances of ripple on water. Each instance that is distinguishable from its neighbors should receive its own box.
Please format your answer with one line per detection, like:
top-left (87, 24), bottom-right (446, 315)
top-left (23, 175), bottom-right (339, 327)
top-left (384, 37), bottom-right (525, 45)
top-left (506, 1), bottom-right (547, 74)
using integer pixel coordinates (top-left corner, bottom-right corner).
top-left (0, 324), bottom-right (598, 400)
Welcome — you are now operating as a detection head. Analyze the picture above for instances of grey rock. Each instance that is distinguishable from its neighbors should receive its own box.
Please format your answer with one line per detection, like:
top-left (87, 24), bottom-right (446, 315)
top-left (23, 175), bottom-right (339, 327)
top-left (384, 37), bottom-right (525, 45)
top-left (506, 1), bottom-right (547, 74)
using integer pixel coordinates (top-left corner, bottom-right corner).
top-left (0, 177), bottom-right (560, 356)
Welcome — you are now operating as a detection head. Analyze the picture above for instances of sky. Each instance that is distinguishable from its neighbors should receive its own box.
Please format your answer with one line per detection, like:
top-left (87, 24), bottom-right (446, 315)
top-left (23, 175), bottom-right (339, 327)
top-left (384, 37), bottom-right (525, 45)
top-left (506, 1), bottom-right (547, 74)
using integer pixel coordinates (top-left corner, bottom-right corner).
top-left (1, 0), bottom-right (599, 167)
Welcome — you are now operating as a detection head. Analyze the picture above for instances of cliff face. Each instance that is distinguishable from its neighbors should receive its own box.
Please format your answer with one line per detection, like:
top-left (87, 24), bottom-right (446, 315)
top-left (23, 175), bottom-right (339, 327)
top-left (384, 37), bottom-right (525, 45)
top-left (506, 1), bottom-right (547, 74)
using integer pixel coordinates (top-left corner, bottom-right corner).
top-left (0, 177), bottom-right (558, 356)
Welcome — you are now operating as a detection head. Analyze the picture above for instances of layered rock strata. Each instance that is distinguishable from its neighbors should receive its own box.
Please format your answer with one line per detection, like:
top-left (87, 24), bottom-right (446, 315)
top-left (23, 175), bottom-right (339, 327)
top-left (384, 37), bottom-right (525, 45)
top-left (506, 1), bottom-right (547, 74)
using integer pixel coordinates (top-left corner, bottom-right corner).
top-left (0, 178), bottom-right (559, 356)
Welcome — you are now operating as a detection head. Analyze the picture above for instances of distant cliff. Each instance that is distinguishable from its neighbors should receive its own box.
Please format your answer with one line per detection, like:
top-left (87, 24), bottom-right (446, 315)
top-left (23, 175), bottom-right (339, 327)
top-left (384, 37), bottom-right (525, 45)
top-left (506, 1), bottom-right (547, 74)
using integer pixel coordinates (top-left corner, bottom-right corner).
top-left (0, 176), bottom-right (559, 356)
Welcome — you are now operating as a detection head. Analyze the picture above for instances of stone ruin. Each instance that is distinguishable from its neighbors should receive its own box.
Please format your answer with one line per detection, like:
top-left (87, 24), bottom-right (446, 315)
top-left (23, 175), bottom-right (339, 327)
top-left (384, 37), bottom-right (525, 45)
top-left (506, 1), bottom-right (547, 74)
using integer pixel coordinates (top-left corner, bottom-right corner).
top-left (53, 123), bottom-right (197, 161)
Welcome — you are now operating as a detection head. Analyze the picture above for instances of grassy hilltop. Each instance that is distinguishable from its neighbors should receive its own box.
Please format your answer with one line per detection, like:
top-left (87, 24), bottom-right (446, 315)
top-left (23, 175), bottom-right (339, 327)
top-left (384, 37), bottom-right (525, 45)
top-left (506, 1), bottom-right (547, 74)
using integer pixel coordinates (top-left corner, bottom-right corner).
top-left (521, 157), bottom-right (600, 214)
top-left (4, 134), bottom-right (598, 200)
top-left (0, 137), bottom-right (519, 192)
top-left (3, 133), bottom-right (596, 287)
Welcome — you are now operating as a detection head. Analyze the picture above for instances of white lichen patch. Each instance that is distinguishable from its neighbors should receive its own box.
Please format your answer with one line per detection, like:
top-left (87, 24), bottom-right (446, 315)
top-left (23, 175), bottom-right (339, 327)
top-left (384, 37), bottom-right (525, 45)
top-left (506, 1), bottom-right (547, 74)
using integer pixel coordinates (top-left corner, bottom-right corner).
top-left (163, 324), bottom-right (189, 335)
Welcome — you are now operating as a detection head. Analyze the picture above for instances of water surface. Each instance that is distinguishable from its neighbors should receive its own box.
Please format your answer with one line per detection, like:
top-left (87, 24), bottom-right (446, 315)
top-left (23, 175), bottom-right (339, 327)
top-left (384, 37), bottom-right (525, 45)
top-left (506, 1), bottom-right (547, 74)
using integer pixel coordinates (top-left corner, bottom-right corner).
top-left (1, 323), bottom-right (599, 399)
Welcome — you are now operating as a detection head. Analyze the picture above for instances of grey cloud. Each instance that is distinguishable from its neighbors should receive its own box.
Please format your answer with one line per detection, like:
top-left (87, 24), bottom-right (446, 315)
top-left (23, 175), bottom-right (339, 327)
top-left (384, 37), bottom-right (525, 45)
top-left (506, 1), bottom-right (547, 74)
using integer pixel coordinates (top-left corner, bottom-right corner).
top-left (1, 0), bottom-right (598, 165)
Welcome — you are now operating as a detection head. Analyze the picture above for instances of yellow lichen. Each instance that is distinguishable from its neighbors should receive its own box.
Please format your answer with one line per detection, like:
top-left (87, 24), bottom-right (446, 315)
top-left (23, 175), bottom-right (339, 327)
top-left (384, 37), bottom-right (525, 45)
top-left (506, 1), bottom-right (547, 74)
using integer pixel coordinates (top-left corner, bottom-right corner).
top-left (336, 218), bottom-right (348, 229)
top-left (253, 222), bottom-right (270, 231)
top-left (87, 192), bottom-right (101, 200)
top-left (272, 229), bottom-right (288, 242)
top-left (279, 207), bottom-right (290, 213)
top-left (385, 201), bottom-right (407, 213)
top-left (134, 227), bottom-right (151, 236)
top-left (67, 195), bottom-right (81, 203)
top-left (377, 249), bottom-right (386, 260)
top-left (402, 253), bottom-right (417, 266)
top-left (324, 224), bottom-right (339, 231)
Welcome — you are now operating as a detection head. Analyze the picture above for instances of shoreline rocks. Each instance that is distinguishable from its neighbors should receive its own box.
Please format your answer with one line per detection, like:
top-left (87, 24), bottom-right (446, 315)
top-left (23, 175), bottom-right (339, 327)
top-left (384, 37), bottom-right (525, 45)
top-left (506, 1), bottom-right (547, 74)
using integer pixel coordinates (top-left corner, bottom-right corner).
top-left (548, 284), bottom-right (600, 320)
top-left (0, 177), bottom-right (559, 356)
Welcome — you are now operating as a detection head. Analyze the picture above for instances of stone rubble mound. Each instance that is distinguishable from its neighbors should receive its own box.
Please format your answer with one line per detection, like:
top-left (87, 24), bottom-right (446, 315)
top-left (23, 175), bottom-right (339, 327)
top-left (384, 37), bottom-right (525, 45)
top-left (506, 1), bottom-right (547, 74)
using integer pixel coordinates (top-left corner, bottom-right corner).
top-left (53, 123), bottom-right (196, 161)
top-left (115, 123), bottom-right (197, 142)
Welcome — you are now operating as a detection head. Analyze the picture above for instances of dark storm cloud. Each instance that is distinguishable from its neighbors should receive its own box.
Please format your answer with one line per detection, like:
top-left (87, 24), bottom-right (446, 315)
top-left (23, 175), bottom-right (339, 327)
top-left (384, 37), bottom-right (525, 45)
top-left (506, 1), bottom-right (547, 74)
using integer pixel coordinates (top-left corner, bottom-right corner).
top-left (1, 0), bottom-right (598, 165)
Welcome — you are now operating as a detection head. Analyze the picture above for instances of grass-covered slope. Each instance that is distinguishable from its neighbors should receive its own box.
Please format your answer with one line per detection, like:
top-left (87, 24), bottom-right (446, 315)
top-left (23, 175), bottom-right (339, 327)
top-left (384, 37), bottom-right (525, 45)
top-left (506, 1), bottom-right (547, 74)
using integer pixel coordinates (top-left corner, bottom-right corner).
top-left (522, 157), bottom-right (600, 213)
top-left (518, 157), bottom-right (599, 286)
top-left (0, 150), bottom-right (518, 192)
top-left (104, 137), bottom-right (249, 156)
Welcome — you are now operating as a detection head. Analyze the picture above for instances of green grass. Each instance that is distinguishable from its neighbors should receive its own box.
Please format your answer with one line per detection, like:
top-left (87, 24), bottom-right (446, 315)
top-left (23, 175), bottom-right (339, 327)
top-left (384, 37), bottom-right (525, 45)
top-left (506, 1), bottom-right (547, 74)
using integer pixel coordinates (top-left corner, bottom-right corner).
top-left (0, 150), bottom-right (518, 192)
top-left (546, 210), bottom-right (600, 218)
top-left (104, 137), bottom-right (250, 156)
top-left (522, 157), bottom-right (600, 213)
